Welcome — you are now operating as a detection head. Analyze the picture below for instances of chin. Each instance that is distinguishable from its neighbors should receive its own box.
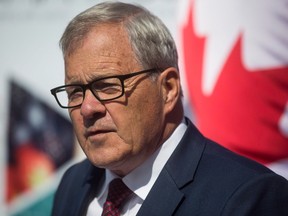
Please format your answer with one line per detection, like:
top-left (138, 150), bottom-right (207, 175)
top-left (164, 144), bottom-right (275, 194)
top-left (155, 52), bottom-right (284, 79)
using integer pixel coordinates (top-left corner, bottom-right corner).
top-left (88, 150), bottom-right (131, 174)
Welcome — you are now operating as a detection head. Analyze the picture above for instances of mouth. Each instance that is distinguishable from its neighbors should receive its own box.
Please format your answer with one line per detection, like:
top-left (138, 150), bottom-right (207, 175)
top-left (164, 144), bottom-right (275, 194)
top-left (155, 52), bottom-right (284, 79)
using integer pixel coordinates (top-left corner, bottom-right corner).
top-left (84, 129), bottom-right (115, 140)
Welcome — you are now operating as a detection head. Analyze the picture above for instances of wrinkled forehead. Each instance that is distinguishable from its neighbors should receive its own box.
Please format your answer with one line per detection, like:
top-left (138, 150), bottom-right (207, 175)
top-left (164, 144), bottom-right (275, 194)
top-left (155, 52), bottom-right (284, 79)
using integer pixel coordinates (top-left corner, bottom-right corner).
top-left (66, 23), bottom-right (131, 55)
top-left (64, 24), bottom-right (141, 83)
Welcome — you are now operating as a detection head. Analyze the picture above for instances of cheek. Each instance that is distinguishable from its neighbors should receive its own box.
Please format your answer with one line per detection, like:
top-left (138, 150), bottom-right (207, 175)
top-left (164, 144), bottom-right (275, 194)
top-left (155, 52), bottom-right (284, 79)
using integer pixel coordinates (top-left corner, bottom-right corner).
top-left (135, 86), bottom-right (164, 121)
top-left (113, 92), bottom-right (163, 143)
top-left (69, 110), bottom-right (84, 138)
top-left (107, 104), bottom-right (136, 143)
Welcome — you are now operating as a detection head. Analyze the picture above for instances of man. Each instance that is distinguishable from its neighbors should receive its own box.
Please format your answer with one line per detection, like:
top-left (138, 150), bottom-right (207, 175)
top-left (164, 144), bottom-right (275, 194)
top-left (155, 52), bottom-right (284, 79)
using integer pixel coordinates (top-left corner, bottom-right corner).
top-left (51, 1), bottom-right (288, 215)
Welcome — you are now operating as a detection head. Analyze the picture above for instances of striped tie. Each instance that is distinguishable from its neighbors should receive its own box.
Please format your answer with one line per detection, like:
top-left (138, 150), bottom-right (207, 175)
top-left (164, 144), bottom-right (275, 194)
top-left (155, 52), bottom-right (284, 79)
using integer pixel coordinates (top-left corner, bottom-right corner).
top-left (101, 178), bottom-right (133, 216)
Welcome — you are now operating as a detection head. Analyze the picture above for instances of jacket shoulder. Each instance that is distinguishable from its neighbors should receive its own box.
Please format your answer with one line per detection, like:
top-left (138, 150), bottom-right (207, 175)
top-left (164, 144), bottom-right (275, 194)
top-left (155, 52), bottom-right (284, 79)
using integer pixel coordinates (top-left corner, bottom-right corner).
top-left (52, 159), bottom-right (103, 216)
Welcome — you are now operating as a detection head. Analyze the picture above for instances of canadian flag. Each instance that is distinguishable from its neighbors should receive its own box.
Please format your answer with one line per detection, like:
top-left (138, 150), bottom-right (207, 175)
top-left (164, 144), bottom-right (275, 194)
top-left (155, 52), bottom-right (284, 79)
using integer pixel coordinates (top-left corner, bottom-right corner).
top-left (179, 0), bottom-right (288, 179)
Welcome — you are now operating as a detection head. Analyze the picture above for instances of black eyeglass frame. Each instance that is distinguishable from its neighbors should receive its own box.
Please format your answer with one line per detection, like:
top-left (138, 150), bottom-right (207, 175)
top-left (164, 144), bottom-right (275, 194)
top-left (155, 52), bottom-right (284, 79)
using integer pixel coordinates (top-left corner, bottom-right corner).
top-left (50, 68), bottom-right (160, 108)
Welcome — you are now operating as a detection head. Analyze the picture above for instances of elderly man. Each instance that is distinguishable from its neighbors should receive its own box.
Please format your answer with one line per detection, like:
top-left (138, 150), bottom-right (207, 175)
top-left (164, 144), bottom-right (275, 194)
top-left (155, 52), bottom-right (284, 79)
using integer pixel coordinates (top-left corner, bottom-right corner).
top-left (51, 1), bottom-right (288, 216)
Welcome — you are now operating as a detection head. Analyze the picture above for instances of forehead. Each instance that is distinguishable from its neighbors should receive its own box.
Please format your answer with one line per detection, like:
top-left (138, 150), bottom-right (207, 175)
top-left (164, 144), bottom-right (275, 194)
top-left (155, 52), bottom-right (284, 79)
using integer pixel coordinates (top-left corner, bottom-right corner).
top-left (64, 23), bottom-right (140, 82)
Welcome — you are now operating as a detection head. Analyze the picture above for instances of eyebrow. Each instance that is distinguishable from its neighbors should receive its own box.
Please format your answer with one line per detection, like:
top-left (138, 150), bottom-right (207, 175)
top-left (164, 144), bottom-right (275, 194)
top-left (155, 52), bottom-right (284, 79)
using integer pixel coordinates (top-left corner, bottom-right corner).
top-left (65, 72), bottom-right (115, 85)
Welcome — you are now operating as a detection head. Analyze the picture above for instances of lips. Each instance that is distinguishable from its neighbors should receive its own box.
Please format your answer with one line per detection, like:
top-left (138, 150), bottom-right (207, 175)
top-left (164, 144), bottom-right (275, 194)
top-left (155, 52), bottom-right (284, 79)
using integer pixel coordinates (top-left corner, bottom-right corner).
top-left (84, 128), bottom-right (115, 139)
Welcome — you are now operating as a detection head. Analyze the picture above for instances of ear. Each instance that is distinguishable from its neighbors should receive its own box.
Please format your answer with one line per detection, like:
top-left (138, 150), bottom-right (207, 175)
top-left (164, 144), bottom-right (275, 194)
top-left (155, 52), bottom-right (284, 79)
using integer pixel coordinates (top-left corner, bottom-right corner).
top-left (160, 67), bottom-right (182, 114)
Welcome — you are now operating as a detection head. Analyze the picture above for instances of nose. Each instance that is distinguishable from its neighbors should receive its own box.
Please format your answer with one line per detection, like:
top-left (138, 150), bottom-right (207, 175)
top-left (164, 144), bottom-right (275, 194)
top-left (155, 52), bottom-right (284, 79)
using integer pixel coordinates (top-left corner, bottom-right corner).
top-left (80, 90), bottom-right (106, 118)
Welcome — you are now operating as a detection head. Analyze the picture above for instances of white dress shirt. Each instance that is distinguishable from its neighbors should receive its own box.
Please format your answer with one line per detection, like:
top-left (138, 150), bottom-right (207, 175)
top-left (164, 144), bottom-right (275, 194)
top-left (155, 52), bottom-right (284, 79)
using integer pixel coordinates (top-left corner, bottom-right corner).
top-left (87, 120), bottom-right (187, 216)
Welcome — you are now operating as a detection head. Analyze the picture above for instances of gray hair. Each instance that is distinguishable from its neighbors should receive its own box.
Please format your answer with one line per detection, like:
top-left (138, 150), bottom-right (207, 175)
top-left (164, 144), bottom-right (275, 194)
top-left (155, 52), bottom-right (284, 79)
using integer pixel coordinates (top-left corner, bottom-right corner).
top-left (60, 1), bottom-right (179, 71)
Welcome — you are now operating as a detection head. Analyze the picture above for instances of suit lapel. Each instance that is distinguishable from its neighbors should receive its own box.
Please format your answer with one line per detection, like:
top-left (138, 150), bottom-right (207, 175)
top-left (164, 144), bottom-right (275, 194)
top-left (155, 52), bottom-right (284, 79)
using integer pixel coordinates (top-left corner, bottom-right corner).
top-left (136, 168), bottom-right (184, 216)
top-left (77, 164), bottom-right (105, 216)
top-left (166, 119), bottom-right (206, 188)
top-left (137, 119), bottom-right (206, 215)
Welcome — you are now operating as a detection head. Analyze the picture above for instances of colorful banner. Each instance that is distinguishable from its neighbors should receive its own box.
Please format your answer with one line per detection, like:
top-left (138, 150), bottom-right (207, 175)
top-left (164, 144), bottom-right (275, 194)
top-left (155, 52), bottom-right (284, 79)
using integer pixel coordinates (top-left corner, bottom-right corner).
top-left (6, 80), bottom-right (75, 215)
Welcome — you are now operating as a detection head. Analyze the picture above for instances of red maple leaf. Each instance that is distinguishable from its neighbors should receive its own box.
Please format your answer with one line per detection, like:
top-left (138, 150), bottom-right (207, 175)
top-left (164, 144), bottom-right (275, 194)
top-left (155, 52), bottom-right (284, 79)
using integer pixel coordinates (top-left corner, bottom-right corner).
top-left (181, 3), bottom-right (288, 164)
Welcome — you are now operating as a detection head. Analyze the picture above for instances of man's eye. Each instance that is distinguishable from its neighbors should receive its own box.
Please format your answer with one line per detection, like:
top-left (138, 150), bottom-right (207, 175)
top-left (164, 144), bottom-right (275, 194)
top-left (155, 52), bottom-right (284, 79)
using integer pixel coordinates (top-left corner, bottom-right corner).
top-left (93, 81), bottom-right (122, 94)
top-left (100, 85), bottom-right (122, 94)
top-left (68, 88), bottom-right (83, 100)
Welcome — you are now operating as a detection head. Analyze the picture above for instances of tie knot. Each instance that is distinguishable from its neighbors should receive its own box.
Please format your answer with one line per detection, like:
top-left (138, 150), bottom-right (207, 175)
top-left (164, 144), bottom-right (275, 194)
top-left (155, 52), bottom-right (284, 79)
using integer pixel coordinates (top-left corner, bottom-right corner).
top-left (106, 178), bottom-right (132, 209)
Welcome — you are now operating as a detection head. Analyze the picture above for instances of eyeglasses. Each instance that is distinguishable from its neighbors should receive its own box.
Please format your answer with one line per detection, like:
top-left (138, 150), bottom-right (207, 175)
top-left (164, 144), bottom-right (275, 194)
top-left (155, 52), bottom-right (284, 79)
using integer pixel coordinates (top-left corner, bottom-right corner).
top-left (50, 68), bottom-right (159, 108)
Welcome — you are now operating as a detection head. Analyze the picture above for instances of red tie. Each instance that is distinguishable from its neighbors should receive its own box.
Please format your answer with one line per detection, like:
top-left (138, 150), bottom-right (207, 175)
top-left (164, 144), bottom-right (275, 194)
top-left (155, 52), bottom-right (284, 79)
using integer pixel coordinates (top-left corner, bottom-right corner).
top-left (101, 178), bottom-right (133, 216)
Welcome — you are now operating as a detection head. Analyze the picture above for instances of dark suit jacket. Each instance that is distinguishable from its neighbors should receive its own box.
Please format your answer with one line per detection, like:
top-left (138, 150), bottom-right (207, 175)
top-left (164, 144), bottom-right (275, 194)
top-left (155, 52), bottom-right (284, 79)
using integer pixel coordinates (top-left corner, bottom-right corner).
top-left (52, 119), bottom-right (288, 215)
